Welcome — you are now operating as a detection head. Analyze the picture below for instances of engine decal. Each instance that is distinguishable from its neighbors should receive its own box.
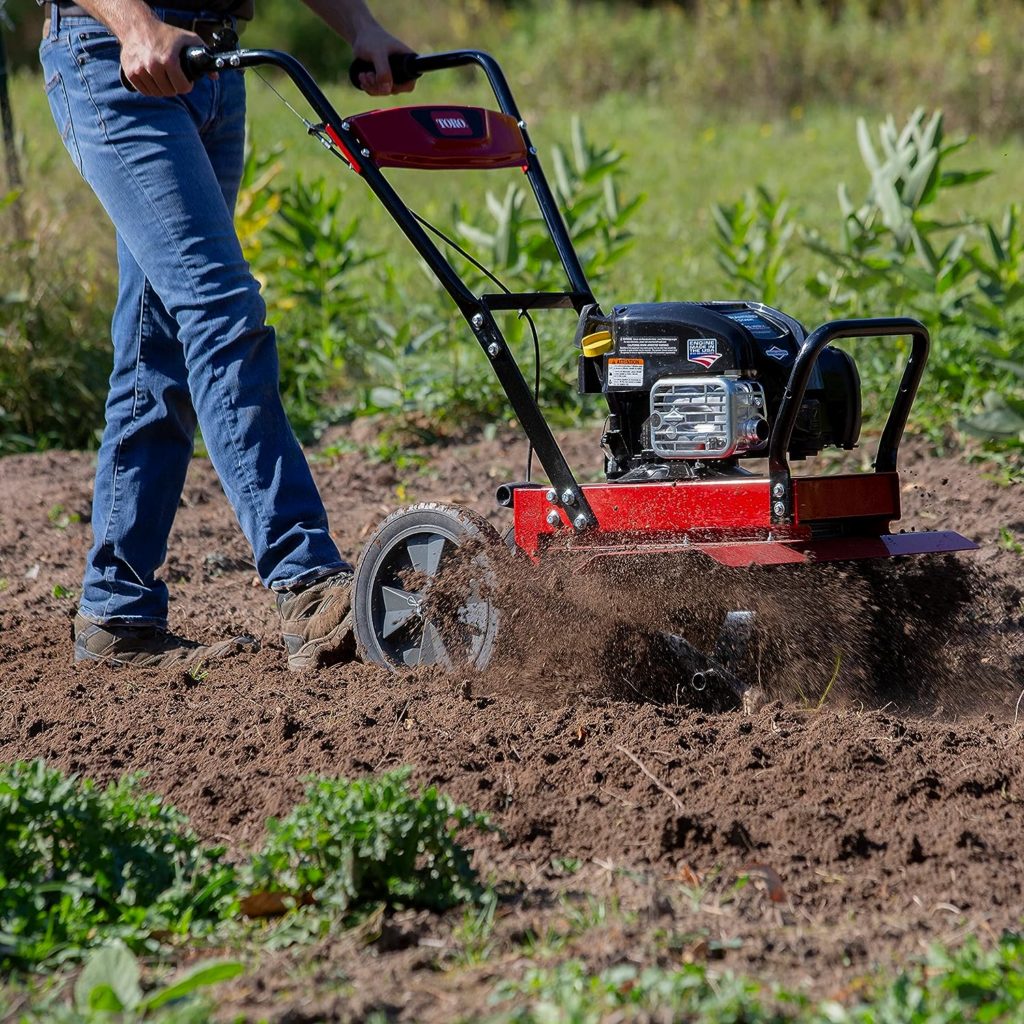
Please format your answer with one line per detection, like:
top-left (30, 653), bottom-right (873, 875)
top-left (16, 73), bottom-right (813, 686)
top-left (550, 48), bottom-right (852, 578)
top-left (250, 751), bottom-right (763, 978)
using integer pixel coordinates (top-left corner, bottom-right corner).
top-left (687, 337), bottom-right (722, 368)
top-left (617, 334), bottom-right (678, 356)
top-left (765, 345), bottom-right (789, 361)
top-left (607, 358), bottom-right (645, 387)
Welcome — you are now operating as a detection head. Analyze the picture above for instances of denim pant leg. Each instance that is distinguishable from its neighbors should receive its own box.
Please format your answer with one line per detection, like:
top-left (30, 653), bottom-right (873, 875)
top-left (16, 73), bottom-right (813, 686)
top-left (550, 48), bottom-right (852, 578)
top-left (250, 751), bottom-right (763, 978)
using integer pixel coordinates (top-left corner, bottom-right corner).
top-left (40, 19), bottom-right (345, 625)
top-left (82, 237), bottom-right (199, 624)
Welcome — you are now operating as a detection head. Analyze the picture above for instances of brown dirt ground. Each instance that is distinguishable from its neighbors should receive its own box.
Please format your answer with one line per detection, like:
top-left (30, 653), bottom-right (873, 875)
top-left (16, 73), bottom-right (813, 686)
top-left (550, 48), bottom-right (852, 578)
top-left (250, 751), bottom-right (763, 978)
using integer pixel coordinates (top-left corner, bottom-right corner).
top-left (1, 427), bottom-right (1023, 1021)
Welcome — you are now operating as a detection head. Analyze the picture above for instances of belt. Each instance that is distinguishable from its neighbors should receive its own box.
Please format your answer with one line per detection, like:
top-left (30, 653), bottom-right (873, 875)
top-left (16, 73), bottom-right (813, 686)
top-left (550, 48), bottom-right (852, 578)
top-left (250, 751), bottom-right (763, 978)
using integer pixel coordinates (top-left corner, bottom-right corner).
top-left (47, 4), bottom-right (239, 44)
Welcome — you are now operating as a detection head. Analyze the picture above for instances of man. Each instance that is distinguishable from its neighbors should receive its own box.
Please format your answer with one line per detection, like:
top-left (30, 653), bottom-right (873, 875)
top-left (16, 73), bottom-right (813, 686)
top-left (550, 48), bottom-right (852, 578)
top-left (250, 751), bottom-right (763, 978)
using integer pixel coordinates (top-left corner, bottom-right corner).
top-left (38, 0), bottom-right (415, 669)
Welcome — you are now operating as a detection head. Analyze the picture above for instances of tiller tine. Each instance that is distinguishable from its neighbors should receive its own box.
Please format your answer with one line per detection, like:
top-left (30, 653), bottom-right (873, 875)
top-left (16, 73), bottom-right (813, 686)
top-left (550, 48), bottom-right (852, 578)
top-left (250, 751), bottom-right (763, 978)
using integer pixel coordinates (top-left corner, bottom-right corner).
top-left (661, 610), bottom-right (763, 713)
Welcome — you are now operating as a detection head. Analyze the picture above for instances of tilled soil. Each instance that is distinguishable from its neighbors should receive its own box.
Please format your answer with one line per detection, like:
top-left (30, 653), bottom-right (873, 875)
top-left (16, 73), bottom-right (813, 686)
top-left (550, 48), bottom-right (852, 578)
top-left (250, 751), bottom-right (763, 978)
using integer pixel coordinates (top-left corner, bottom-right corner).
top-left (1, 429), bottom-right (1022, 1020)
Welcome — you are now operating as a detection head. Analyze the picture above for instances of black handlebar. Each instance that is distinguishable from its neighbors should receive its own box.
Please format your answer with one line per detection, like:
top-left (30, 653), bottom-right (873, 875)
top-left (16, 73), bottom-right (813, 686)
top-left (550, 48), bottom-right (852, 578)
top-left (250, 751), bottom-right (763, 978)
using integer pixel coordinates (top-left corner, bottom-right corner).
top-left (347, 53), bottom-right (422, 89)
top-left (175, 43), bottom-right (422, 91)
top-left (180, 45), bottom-right (219, 82)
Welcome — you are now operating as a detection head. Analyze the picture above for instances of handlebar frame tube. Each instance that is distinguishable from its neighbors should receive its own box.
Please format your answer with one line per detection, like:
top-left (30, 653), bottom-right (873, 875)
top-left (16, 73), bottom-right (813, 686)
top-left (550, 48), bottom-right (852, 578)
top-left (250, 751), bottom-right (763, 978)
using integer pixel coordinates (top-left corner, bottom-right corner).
top-left (768, 316), bottom-right (930, 525)
top-left (196, 46), bottom-right (599, 526)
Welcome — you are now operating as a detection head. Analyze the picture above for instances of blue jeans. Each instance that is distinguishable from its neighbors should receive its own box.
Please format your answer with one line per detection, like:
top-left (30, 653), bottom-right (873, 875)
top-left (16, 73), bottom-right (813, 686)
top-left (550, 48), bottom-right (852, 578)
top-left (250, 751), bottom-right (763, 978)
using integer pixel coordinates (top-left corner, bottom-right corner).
top-left (40, 11), bottom-right (347, 626)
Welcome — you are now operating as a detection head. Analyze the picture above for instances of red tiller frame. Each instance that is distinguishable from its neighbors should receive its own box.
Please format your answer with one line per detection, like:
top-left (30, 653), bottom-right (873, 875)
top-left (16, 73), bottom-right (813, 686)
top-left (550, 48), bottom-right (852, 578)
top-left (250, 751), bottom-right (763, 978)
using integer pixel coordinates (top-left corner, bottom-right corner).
top-left (512, 473), bottom-right (976, 565)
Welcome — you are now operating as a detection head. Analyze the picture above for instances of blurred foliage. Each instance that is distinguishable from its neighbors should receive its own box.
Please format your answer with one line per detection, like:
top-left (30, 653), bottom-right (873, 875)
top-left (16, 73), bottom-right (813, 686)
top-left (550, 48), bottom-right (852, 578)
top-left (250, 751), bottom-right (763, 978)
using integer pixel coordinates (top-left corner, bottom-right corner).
top-left (0, 761), bottom-right (238, 971)
top-left (0, 199), bottom-right (113, 453)
top-left (3, 0), bottom-right (1024, 137)
top-left (713, 110), bottom-right (1023, 470)
top-left (491, 934), bottom-right (1024, 1023)
top-left (11, 944), bottom-right (243, 1023)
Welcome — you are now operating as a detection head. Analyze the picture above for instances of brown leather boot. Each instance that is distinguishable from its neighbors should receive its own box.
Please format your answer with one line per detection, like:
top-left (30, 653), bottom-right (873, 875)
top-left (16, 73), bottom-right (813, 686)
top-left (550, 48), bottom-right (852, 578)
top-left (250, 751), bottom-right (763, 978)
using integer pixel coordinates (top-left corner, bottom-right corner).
top-left (277, 570), bottom-right (355, 671)
top-left (73, 614), bottom-right (258, 669)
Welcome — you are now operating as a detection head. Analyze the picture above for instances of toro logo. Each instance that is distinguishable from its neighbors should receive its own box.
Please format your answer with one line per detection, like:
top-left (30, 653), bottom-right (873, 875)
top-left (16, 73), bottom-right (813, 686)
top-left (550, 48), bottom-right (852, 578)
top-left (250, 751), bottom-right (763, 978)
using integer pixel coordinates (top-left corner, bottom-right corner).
top-left (687, 337), bottom-right (722, 369)
top-left (431, 110), bottom-right (474, 137)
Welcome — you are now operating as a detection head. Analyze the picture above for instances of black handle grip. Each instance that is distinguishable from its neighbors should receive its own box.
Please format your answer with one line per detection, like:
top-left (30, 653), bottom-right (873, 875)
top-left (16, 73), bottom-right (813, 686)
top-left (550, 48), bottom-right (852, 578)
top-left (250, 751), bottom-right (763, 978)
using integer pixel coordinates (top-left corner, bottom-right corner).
top-left (348, 52), bottom-right (421, 90)
top-left (119, 44), bottom-right (218, 92)
top-left (181, 45), bottom-right (218, 82)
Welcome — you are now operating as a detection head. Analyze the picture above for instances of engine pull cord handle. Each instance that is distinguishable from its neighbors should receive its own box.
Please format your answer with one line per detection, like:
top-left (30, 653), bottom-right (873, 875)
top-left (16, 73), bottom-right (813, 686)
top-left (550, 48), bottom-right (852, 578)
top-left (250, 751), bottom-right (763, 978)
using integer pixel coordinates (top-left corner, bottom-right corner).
top-left (347, 53), bottom-right (421, 90)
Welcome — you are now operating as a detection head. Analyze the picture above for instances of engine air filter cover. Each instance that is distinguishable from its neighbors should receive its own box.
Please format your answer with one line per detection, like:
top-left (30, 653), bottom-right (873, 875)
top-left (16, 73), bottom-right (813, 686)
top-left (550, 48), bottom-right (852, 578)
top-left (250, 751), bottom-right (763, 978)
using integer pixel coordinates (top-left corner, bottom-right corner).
top-left (649, 377), bottom-right (769, 459)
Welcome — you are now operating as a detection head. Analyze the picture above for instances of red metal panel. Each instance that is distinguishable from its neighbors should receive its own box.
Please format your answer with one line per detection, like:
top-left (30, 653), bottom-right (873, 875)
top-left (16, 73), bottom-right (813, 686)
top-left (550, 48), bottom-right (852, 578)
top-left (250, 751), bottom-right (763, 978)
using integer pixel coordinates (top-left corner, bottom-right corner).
top-left (324, 125), bottom-right (362, 174)
top-left (511, 475), bottom-right (975, 565)
top-left (793, 473), bottom-right (901, 523)
top-left (347, 106), bottom-right (528, 170)
top-left (514, 479), bottom-right (772, 557)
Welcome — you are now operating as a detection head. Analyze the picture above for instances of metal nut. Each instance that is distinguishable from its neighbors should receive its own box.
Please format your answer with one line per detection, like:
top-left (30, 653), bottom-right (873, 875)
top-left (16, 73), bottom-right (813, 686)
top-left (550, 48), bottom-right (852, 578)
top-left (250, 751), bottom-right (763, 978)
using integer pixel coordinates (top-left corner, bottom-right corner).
top-left (486, 343), bottom-right (500, 358)
top-left (546, 510), bottom-right (561, 528)
top-left (545, 488), bottom-right (558, 503)
top-left (772, 483), bottom-right (785, 498)
top-left (560, 489), bottom-right (576, 506)
top-left (573, 514), bottom-right (589, 531)
top-left (772, 501), bottom-right (786, 516)
top-left (471, 313), bottom-right (485, 328)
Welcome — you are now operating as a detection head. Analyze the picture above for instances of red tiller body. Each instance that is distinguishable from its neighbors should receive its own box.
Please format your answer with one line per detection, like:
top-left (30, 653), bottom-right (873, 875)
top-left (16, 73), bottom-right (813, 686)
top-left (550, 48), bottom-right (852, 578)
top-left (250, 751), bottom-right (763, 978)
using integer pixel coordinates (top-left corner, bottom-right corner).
top-left (512, 472), bottom-right (976, 565)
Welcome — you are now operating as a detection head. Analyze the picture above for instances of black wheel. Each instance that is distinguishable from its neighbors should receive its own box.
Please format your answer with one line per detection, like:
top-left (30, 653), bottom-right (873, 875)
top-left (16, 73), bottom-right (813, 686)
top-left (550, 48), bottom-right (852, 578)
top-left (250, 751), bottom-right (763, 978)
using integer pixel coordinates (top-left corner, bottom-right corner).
top-left (353, 503), bottom-right (504, 671)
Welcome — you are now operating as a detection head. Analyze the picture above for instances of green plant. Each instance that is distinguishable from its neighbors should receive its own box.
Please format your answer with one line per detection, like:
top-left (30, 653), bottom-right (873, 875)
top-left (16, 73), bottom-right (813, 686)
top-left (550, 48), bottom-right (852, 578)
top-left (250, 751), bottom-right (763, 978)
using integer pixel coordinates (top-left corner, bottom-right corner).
top-left (0, 205), bottom-right (114, 454)
top-left (239, 160), bottom-right (379, 441)
top-left (0, 761), bottom-right (239, 970)
top-left (245, 768), bottom-right (493, 926)
top-left (713, 108), bottom-right (1023, 473)
top-left (9, 943), bottom-right (242, 1023)
top-left (712, 185), bottom-right (795, 306)
top-left (492, 960), bottom-right (782, 1024)
top-left (490, 934), bottom-right (1024, 1024)
top-left (47, 504), bottom-right (81, 530)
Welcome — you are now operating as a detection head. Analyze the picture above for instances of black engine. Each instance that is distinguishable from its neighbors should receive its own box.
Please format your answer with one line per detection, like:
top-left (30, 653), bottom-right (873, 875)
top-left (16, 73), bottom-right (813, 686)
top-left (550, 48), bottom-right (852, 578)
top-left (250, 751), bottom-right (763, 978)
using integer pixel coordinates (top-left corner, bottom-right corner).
top-left (576, 301), bottom-right (861, 481)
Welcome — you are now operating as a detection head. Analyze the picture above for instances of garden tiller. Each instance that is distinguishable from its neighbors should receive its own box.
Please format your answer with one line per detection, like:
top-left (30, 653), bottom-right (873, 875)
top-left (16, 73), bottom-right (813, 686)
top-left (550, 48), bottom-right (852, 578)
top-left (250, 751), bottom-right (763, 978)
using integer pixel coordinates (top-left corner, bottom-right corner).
top-left (183, 36), bottom-right (975, 706)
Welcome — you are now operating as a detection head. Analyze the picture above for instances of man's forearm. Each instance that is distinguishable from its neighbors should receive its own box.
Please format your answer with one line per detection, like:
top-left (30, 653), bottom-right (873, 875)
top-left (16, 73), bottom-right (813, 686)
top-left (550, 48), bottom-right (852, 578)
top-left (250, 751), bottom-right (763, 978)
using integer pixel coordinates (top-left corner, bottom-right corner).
top-left (299, 0), bottom-right (415, 96)
top-left (298, 0), bottom-right (381, 44)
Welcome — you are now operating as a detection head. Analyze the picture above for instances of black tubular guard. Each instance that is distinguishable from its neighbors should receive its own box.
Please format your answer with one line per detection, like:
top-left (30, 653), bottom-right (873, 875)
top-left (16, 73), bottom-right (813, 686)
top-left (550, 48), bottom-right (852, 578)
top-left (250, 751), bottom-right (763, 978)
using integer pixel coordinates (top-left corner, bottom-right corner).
top-left (767, 316), bottom-right (930, 524)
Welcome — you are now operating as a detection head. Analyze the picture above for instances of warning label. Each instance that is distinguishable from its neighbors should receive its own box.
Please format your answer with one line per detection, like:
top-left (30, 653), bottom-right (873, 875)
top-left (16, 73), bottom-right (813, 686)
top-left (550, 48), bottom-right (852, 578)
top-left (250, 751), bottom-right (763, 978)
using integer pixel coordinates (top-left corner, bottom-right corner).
top-left (607, 358), bottom-right (645, 388)
top-left (617, 334), bottom-right (679, 356)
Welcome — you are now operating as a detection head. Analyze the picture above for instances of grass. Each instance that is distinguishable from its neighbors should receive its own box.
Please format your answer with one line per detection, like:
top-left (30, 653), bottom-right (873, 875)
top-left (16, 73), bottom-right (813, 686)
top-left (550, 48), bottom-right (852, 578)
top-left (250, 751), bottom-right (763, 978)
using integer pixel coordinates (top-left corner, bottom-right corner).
top-left (3, 2), bottom-right (1022, 466)
top-left (9, 65), bottom-right (1023, 308)
top-left (489, 936), bottom-right (1024, 1023)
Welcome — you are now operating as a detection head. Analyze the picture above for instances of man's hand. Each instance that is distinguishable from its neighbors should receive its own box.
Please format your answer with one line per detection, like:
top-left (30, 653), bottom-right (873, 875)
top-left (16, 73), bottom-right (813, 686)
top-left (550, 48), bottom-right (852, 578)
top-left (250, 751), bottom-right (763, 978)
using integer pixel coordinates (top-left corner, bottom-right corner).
top-left (120, 21), bottom-right (205, 97)
top-left (351, 23), bottom-right (416, 96)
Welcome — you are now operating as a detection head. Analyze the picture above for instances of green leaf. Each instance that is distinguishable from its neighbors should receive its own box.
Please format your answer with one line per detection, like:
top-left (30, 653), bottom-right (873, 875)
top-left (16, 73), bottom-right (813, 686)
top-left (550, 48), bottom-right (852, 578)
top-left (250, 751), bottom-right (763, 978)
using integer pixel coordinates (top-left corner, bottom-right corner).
top-left (74, 943), bottom-right (142, 1013)
top-left (141, 959), bottom-right (246, 1011)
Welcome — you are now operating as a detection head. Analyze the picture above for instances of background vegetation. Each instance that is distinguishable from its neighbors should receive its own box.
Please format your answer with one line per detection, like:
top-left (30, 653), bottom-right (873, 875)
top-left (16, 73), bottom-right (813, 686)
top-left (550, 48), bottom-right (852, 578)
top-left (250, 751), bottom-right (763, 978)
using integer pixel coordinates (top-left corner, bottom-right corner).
top-left (1, 0), bottom-right (1022, 469)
